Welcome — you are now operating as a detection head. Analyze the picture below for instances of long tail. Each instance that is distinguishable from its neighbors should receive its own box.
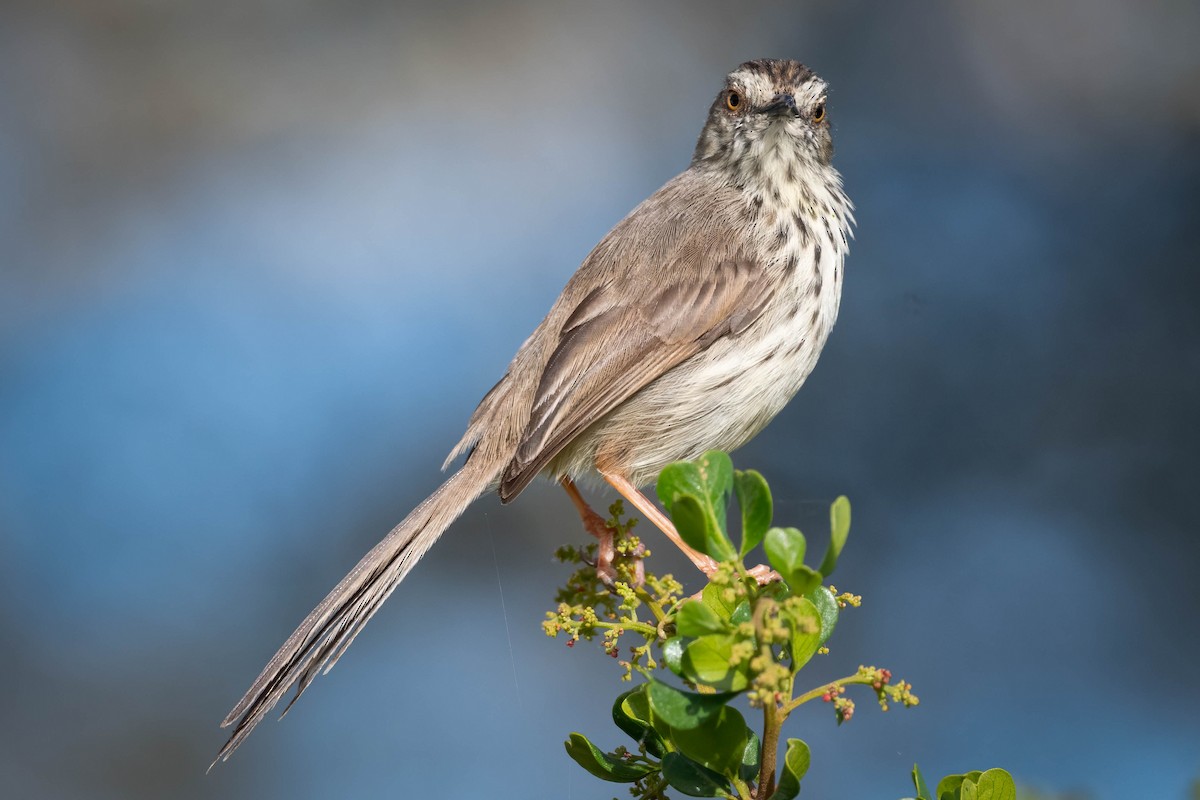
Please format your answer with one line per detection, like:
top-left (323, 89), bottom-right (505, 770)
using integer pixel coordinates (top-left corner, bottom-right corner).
top-left (213, 460), bottom-right (493, 766)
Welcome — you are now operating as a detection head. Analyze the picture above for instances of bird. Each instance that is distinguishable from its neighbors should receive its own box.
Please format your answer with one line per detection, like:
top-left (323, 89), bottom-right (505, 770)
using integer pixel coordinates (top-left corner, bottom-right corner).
top-left (215, 57), bottom-right (853, 763)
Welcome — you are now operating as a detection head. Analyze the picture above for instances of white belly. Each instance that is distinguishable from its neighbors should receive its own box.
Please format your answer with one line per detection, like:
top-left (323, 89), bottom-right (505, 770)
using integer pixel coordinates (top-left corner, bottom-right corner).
top-left (554, 234), bottom-right (844, 487)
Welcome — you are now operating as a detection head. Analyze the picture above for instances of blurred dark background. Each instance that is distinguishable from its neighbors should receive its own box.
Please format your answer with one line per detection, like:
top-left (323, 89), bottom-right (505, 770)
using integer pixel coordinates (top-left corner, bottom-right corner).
top-left (2, 1), bottom-right (1198, 798)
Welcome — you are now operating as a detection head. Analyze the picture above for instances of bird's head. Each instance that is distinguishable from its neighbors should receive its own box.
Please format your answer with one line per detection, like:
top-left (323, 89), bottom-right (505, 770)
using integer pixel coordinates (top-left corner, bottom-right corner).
top-left (692, 59), bottom-right (834, 176)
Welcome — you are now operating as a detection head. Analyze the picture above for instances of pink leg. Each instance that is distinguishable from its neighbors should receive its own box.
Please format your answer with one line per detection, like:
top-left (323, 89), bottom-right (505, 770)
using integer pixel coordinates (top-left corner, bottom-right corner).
top-left (599, 470), bottom-right (782, 586)
top-left (599, 470), bottom-right (719, 576)
top-left (560, 477), bottom-right (618, 584)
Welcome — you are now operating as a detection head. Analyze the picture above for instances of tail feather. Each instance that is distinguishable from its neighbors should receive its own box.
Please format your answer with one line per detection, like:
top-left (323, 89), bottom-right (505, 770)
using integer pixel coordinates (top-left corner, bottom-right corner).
top-left (212, 462), bottom-right (492, 766)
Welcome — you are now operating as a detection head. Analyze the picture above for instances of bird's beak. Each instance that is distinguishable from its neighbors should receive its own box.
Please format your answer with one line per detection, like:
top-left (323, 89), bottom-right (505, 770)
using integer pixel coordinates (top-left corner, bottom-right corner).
top-left (762, 93), bottom-right (798, 118)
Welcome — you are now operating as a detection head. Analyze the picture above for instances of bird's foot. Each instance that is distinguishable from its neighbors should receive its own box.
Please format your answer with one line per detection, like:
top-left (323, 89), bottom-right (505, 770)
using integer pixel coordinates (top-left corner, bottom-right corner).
top-left (578, 504), bottom-right (619, 586)
top-left (744, 563), bottom-right (783, 586)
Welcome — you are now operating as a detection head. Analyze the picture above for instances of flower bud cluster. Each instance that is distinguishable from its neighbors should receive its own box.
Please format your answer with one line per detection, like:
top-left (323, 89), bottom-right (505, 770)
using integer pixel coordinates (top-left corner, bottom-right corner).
top-left (820, 685), bottom-right (856, 723)
top-left (828, 585), bottom-right (862, 608)
top-left (856, 665), bottom-right (920, 712)
top-left (543, 501), bottom-right (676, 684)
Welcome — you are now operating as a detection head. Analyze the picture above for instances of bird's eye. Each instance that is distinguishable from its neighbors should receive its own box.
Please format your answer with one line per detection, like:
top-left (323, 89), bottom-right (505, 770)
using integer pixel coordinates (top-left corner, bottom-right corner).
top-left (726, 90), bottom-right (742, 111)
top-left (813, 102), bottom-right (826, 123)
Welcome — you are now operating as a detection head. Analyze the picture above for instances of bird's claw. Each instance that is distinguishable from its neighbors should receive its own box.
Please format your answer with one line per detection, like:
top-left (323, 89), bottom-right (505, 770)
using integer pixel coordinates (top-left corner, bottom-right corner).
top-left (745, 563), bottom-right (783, 585)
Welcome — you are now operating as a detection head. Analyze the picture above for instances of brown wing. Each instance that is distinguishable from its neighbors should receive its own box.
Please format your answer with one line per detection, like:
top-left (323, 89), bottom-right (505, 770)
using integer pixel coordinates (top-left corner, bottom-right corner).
top-left (497, 254), bottom-right (771, 500)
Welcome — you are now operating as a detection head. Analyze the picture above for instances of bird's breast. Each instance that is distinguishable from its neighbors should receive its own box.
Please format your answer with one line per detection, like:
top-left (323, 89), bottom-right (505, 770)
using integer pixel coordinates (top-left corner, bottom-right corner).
top-left (549, 165), bottom-right (852, 487)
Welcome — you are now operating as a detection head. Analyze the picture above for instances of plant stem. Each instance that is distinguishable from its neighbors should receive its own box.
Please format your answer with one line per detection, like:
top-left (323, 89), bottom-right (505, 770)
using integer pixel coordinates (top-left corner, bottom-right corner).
top-left (593, 619), bottom-right (658, 638)
top-left (750, 594), bottom-right (781, 797)
top-left (637, 588), bottom-right (668, 624)
top-left (758, 700), bottom-right (780, 798)
top-left (783, 673), bottom-right (876, 715)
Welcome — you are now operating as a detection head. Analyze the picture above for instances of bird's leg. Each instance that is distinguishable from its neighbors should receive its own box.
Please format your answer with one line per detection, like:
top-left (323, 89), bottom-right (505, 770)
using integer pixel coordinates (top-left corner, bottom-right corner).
top-left (599, 470), bottom-right (720, 576)
top-left (600, 470), bottom-right (783, 586)
top-left (560, 477), bottom-right (619, 585)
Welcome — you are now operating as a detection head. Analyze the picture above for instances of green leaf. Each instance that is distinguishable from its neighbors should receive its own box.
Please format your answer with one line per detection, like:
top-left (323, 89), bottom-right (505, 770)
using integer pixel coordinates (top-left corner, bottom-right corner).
top-left (671, 495), bottom-right (730, 561)
top-left (696, 451), bottom-right (734, 524)
top-left (661, 752), bottom-right (729, 797)
top-left (657, 456), bottom-right (736, 561)
top-left (764, 526), bottom-right (806, 572)
top-left (657, 457), bottom-right (731, 527)
top-left (818, 496), bottom-right (851, 577)
top-left (612, 689), bottom-right (667, 758)
top-left (763, 527), bottom-right (822, 595)
top-left (783, 597), bottom-right (823, 670)
top-left (680, 634), bottom-right (750, 691)
top-left (656, 461), bottom-right (707, 509)
top-left (944, 769), bottom-right (1016, 800)
top-left (805, 585), bottom-right (839, 646)
top-left (767, 738), bottom-right (811, 800)
top-left (700, 582), bottom-right (738, 619)
top-left (669, 704), bottom-right (749, 776)
top-left (662, 636), bottom-right (687, 677)
top-left (792, 566), bottom-right (823, 596)
top-left (938, 771), bottom-right (1001, 800)
top-left (912, 763), bottom-right (933, 800)
top-left (734, 469), bottom-right (772, 557)
top-left (564, 733), bottom-right (657, 782)
top-left (975, 769), bottom-right (1017, 800)
top-left (730, 600), bottom-right (753, 625)
top-left (676, 599), bottom-right (730, 636)
top-left (646, 680), bottom-right (739, 731)
top-left (759, 576), bottom-right (792, 602)
top-left (936, 773), bottom-right (967, 799)
top-left (739, 730), bottom-right (761, 782)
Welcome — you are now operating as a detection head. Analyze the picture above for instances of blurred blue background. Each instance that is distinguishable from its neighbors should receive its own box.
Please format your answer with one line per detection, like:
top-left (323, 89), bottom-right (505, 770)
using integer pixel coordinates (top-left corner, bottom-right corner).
top-left (2, 1), bottom-right (1198, 798)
